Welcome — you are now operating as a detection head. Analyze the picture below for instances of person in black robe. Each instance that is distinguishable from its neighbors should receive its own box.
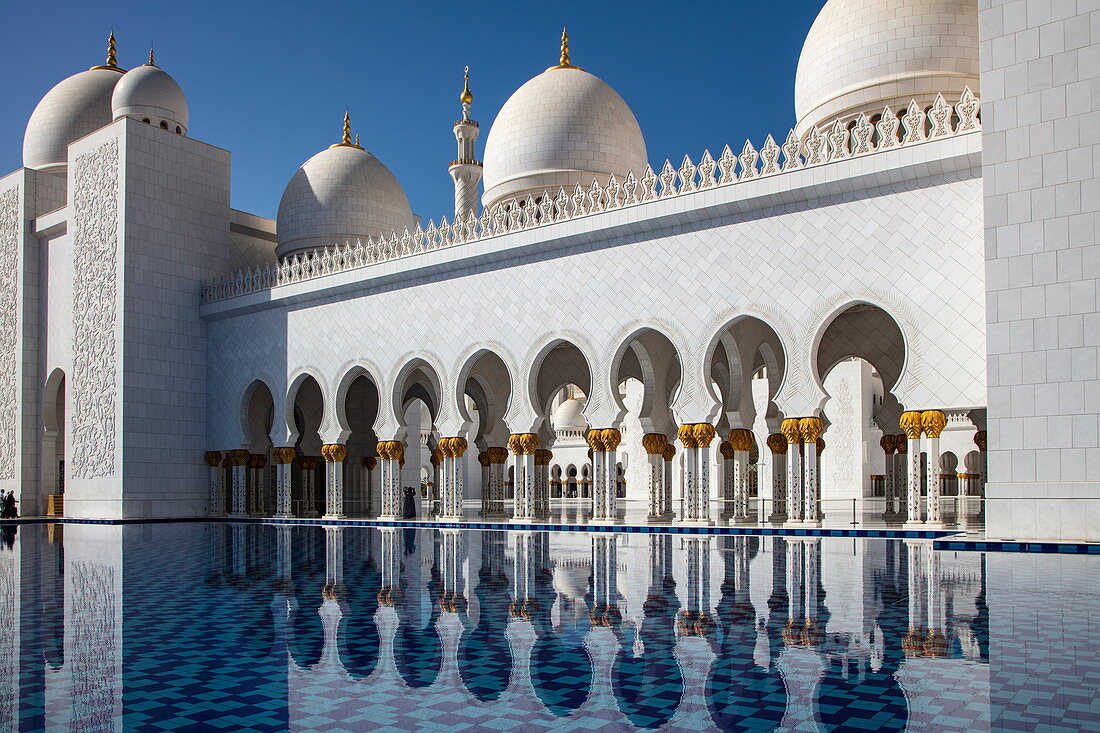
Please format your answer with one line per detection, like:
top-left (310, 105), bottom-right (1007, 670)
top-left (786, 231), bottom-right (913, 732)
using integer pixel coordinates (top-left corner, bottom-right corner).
top-left (402, 486), bottom-right (417, 519)
top-left (0, 491), bottom-right (17, 519)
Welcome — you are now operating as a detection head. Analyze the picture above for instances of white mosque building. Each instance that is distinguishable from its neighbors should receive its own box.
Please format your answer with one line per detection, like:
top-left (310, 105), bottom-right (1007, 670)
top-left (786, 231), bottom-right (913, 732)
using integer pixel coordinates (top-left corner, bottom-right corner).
top-left (1, 0), bottom-right (1096, 542)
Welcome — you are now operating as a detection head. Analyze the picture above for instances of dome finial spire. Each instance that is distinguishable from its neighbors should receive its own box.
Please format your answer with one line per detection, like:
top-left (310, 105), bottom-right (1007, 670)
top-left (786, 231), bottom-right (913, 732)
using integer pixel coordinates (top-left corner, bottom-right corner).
top-left (560, 27), bottom-right (570, 67)
top-left (92, 31), bottom-right (125, 72)
top-left (147, 46), bottom-right (156, 67)
top-left (459, 65), bottom-right (473, 120)
top-left (331, 110), bottom-right (363, 150)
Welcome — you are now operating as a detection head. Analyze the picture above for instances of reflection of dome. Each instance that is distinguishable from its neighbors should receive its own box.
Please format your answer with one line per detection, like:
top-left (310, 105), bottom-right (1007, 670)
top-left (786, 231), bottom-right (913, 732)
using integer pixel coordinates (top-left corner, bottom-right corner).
top-left (794, 0), bottom-right (979, 134)
top-left (552, 396), bottom-right (588, 431)
top-left (23, 66), bottom-right (124, 173)
top-left (276, 120), bottom-right (414, 260)
top-left (112, 57), bottom-right (188, 133)
top-left (482, 51), bottom-right (647, 210)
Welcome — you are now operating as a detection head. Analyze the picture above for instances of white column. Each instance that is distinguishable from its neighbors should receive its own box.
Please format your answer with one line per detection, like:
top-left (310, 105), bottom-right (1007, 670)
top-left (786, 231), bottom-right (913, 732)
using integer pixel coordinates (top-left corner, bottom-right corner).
top-left (719, 440), bottom-right (734, 520)
top-left (662, 445), bottom-right (675, 519)
top-left (509, 434), bottom-right (538, 521)
top-left (439, 437), bottom-right (467, 520)
top-left (901, 412), bottom-right (924, 525)
top-left (484, 448), bottom-right (507, 517)
top-left (206, 452), bottom-right (224, 515)
top-left (228, 450), bottom-right (248, 516)
top-left (272, 447), bottom-right (295, 518)
top-left (642, 434), bottom-right (667, 521)
top-left (766, 434), bottom-right (787, 522)
top-left (781, 420), bottom-right (802, 524)
top-left (589, 429), bottom-right (620, 523)
top-left (322, 444), bottom-right (347, 519)
top-left (679, 423), bottom-right (715, 524)
top-left (881, 435), bottom-right (896, 519)
top-left (922, 411), bottom-right (946, 527)
top-left (377, 441), bottom-right (404, 520)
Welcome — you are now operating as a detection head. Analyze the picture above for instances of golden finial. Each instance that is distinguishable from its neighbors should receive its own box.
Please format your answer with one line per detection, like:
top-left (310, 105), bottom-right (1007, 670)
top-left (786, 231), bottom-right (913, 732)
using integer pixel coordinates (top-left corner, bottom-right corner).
top-left (330, 110), bottom-right (363, 149)
top-left (550, 27), bottom-right (581, 71)
top-left (460, 65), bottom-right (473, 106)
top-left (91, 31), bottom-right (124, 72)
top-left (355, 133), bottom-right (360, 147)
top-left (147, 47), bottom-right (156, 67)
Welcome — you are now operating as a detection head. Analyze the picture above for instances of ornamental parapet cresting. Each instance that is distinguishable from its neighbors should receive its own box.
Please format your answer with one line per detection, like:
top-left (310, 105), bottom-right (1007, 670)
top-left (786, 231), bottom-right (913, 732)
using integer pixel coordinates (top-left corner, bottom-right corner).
top-left (203, 89), bottom-right (981, 304)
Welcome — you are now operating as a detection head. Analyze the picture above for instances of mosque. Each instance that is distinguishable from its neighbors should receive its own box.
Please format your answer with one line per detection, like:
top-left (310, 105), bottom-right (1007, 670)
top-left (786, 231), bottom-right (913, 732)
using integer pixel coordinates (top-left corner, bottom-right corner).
top-left (1, 0), bottom-right (1095, 541)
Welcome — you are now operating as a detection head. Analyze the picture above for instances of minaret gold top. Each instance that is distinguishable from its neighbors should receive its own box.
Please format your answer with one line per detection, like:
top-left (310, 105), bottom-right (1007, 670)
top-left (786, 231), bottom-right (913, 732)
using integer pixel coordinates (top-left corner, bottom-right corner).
top-left (550, 27), bottom-right (582, 71)
top-left (330, 111), bottom-right (363, 150)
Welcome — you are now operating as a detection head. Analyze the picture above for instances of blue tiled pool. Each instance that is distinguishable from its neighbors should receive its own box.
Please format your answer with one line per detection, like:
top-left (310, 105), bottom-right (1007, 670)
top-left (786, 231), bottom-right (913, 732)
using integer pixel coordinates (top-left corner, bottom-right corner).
top-left (2, 522), bottom-right (1097, 731)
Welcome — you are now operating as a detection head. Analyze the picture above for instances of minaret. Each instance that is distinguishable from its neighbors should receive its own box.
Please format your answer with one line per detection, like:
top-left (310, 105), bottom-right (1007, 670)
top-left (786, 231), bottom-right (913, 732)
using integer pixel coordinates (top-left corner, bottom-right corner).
top-left (448, 66), bottom-right (482, 222)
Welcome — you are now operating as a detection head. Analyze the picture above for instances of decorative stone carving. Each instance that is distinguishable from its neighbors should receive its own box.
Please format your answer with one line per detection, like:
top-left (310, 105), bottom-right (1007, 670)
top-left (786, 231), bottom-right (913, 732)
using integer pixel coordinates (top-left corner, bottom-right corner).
top-left (0, 187), bottom-right (19, 480)
top-left (71, 139), bottom-right (120, 479)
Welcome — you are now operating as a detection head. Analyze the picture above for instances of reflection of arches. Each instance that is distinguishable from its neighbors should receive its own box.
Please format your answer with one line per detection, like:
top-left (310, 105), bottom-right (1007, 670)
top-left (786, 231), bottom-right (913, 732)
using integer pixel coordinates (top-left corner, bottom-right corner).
top-left (615, 575), bottom-right (682, 728)
top-left (460, 532), bottom-right (512, 701)
top-left (42, 368), bottom-right (67, 502)
top-left (288, 527), bottom-right (327, 669)
top-left (338, 531), bottom-right (381, 678)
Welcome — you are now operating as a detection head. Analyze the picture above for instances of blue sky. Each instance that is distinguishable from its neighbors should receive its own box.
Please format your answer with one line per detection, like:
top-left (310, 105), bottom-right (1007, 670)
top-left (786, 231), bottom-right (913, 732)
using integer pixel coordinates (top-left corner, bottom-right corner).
top-left (2, 0), bottom-right (827, 222)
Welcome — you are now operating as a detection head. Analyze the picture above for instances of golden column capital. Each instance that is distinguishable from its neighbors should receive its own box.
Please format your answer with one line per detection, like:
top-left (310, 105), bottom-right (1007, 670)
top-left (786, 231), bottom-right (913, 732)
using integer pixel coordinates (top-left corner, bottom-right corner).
top-left (586, 429), bottom-right (605, 452)
top-left (678, 423), bottom-right (698, 449)
top-left (780, 418), bottom-right (802, 445)
top-left (519, 433), bottom-right (540, 455)
top-left (816, 437), bottom-right (825, 455)
top-left (766, 433), bottom-right (788, 455)
top-left (535, 448), bottom-right (553, 465)
top-left (729, 428), bottom-right (754, 451)
top-left (973, 430), bottom-right (987, 451)
top-left (450, 437), bottom-right (469, 457)
top-left (921, 410), bottom-right (947, 439)
top-left (662, 443), bottom-right (676, 461)
top-left (880, 434), bottom-right (895, 455)
top-left (692, 423), bottom-right (717, 446)
top-left (365, 456), bottom-right (378, 470)
top-left (430, 446), bottom-right (442, 465)
top-left (600, 428), bottom-right (622, 451)
top-left (894, 434), bottom-right (908, 454)
top-left (641, 433), bottom-right (667, 455)
top-left (798, 417), bottom-right (822, 443)
top-left (249, 453), bottom-right (267, 469)
top-left (226, 449), bottom-right (249, 466)
top-left (487, 446), bottom-right (509, 464)
top-left (321, 444), bottom-right (348, 463)
top-left (272, 447), bottom-right (296, 465)
top-left (900, 411), bottom-right (924, 440)
top-left (507, 434), bottom-right (523, 455)
top-left (719, 440), bottom-right (734, 459)
top-left (477, 450), bottom-right (490, 467)
top-left (204, 451), bottom-right (222, 467)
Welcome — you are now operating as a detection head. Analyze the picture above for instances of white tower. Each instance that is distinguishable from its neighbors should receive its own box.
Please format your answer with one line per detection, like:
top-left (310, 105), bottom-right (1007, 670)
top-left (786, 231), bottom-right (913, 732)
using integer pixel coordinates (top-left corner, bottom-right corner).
top-left (448, 67), bottom-right (482, 222)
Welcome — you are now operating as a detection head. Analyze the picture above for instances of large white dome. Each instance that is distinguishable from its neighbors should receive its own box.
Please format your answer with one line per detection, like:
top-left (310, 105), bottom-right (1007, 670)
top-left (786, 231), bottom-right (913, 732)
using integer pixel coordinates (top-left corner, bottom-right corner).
top-left (794, 0), bottom-right (979, 134)
top-left (482, 66), bottom-right (647, 210)
top-left (276, 140), bottom-right (414, 260)
top-left (23, 66), bottom-right (124, 173)
top-left (112, 60), bottom-right (189, 134)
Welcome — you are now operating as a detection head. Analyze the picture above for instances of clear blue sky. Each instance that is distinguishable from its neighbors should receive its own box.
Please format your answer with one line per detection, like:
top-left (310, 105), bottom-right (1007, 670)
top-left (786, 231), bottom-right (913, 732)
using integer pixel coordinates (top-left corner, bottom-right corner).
top-left (1, 0), bottom-right (827, 222)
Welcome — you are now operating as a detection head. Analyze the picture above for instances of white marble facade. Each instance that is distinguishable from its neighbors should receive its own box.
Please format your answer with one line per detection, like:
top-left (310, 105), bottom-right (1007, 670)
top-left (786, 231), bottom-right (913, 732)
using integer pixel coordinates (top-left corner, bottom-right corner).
top-left (2, 0), bottom-right (1097, 540)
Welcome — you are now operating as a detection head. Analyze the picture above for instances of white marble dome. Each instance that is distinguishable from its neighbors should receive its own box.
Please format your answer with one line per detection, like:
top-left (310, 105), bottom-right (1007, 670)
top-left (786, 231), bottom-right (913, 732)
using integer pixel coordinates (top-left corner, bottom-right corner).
top-left (276, 142), bottom-right (414, 260)
top-left (552, 396), bottom-right (588, 431)
top-left (112, 61), bottom-right (189, 134)
top-left (794, 0), bottom-right (979, 134)
top-left (482, 66), bottom-right (647, 210)
top-left (23, 66), bottom-right (124, 173)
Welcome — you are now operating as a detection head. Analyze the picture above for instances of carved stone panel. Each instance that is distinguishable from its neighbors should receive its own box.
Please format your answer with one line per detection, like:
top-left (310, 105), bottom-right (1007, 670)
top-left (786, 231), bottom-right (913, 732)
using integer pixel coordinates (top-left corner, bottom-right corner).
top-left (0, 186), bottom-right (19, 481)
top-left (71, 140), bottom-right (120, 479)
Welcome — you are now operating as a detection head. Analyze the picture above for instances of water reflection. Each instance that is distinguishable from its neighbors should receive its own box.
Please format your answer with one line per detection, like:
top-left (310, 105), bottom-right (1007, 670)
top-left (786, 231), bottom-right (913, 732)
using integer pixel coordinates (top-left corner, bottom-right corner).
top-left (3, 523), bottom-right (1093, 731)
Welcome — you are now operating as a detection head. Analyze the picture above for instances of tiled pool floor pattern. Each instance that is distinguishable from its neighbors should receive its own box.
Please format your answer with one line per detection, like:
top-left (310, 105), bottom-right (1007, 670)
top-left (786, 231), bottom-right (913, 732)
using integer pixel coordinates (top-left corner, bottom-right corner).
top-left (3, 523), bottom-right (1098, 731)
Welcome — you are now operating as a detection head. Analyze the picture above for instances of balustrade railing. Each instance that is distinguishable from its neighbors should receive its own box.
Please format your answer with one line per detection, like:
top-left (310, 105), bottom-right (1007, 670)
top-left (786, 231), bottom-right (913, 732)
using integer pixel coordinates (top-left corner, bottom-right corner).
top-left (203, 90), bottom-right (980, 304)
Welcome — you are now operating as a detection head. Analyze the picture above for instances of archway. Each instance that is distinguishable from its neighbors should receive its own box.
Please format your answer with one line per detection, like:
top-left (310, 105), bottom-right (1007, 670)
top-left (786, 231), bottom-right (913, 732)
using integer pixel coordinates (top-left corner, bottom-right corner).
top-left (611, 328), bottom-right (683, 505)
top-left (394, 360), bottom-right (442, 515)
top-left (337, 370), bottom-right (380, 517)
top-left (814, 304), bottom-right (906, 522)
top-left (241, 380), bottom-right (274, 515)
top-left (458, 349), bottom-right (513, 511)
top-left (42, 368), bottom-right (66, 515)
top-left (288, 375), bottom-right (325, 517)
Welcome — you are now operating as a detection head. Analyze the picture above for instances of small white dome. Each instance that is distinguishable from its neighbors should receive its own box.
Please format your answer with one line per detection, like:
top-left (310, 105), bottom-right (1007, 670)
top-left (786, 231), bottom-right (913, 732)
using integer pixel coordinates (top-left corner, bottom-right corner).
top-left (23, 66), bottom-right (124, 173)
top-left (112, 62), bottom-right (189, 133)
top-left (482, 66), bottom-right (647, 210)
top-left (552, 396), bottom-right (588, 431)
top-left (276, 142), bottom-right (414, 260)
top-left (794, 0), bottom-right (979, 134)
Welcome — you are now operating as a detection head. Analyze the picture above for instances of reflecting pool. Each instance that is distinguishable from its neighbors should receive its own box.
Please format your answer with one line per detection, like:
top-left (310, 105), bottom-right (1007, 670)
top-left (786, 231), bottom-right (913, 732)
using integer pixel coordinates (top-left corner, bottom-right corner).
top-left (1, 523), bottom-right (1097, 731)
